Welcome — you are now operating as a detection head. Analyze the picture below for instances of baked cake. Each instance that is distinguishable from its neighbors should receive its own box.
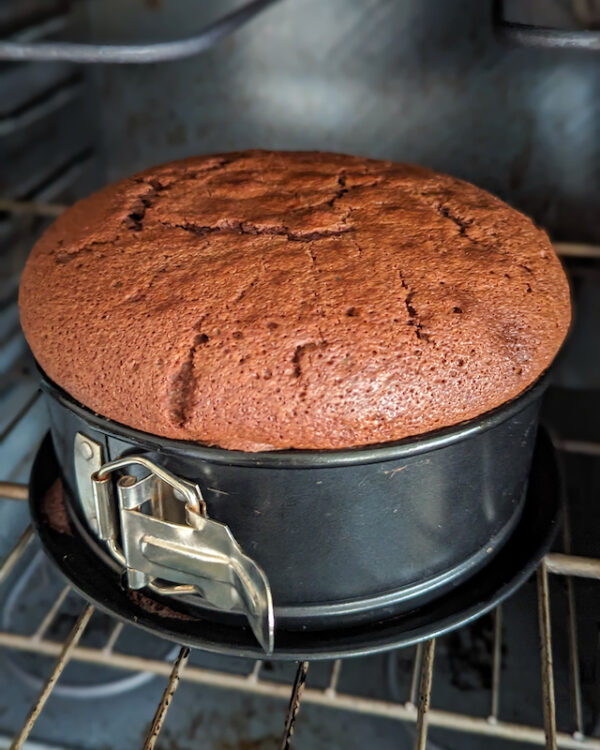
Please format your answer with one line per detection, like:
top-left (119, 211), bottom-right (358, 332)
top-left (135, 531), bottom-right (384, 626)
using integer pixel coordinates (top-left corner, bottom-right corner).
top-left (19, 150), bottom-right (571, 451)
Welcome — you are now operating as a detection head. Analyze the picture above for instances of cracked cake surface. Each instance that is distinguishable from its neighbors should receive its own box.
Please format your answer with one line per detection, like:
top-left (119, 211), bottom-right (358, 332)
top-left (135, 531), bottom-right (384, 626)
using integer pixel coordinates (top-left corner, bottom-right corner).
top-left (19, 150), bottom-right (571, 451)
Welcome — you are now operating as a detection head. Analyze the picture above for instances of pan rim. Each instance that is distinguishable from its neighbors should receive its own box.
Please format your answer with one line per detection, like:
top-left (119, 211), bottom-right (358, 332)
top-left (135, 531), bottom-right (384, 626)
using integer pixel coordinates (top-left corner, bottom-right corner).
top-left (40, 368), bottom-right (549, 468)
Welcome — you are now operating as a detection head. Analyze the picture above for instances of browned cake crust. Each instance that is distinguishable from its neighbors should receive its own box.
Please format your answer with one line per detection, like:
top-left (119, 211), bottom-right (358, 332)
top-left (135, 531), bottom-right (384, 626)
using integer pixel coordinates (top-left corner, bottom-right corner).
top-left (19, 151), bottom-right (571, 451)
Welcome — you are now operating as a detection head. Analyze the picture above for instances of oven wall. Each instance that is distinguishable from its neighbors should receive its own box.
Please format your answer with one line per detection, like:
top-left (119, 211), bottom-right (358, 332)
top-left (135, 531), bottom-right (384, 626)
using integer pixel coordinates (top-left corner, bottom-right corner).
top-left (86, 0), bottom-right (600, 243)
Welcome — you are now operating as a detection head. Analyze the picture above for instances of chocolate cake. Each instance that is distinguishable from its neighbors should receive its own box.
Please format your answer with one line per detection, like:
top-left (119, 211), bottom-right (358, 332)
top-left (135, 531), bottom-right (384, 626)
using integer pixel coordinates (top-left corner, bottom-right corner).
top-left (19, 150), bottom-right (571, 451)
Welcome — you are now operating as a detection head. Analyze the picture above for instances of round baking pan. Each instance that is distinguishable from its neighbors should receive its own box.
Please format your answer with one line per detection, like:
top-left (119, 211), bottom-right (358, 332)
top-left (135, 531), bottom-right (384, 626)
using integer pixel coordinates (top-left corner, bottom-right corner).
top-left (29, 427), bottom-right (561, 660)
top-left (41, 372), bottom-right (548, 629)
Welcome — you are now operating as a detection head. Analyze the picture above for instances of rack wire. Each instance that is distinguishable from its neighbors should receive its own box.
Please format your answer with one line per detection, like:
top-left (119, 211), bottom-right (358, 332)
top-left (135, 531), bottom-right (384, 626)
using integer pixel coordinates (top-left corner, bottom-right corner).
top-left (0, 0), bottom-right (282, 64)
top-left (493, 0), bottom-right (600, 51)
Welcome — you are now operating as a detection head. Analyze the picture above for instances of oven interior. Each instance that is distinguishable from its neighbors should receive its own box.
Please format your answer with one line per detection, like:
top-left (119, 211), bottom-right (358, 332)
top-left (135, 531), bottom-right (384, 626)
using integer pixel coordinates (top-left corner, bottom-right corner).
top-left (1, 0), bottom-right (600, 748)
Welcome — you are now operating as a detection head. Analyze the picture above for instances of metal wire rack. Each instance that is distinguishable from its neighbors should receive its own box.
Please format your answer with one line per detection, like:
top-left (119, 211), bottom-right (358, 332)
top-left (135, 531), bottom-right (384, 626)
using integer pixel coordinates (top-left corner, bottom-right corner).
top-left (493, 0), bottom-right (600, 51)
top-left (0, 0), bottom-right (282, 64)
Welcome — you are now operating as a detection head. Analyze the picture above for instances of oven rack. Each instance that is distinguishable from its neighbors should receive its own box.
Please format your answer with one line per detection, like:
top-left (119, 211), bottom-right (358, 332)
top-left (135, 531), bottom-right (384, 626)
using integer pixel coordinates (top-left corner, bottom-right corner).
top-left (1, 441), bottom-right (600, 749)
top-left (493, 0), bottom-right (600, 51)
top-left (0, 0), bottom-right (281, 65)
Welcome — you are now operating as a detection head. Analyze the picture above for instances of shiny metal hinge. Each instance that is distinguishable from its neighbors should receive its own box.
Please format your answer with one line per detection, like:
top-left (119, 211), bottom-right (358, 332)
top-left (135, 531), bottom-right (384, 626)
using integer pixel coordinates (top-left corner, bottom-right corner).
top-left (74, 433), bottom-right (274, 653)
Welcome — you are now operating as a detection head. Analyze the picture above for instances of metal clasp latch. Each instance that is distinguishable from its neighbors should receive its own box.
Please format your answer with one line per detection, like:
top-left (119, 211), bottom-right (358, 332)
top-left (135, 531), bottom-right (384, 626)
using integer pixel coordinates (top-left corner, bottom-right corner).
top-left (74, 434), bottom-right (274, 653)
